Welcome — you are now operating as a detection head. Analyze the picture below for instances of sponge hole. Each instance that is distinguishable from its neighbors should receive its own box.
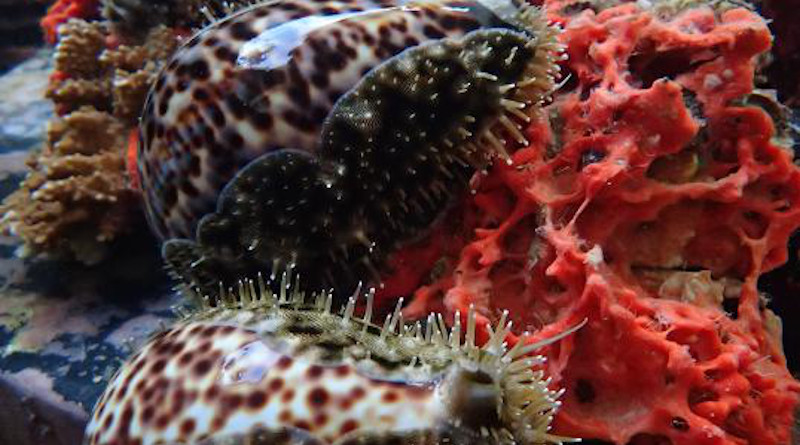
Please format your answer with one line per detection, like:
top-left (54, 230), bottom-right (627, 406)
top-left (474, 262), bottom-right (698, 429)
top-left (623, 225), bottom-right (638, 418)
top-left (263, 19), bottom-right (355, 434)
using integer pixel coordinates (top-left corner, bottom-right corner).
top-left (575, 378), bottom-right (596, 404)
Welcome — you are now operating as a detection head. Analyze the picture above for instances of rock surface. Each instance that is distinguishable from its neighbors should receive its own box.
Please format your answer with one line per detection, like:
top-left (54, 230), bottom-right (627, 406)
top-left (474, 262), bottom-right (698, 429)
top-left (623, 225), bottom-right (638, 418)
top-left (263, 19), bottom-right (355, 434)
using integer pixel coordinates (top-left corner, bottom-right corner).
top-left (0, 51), bottom-right (177, 445)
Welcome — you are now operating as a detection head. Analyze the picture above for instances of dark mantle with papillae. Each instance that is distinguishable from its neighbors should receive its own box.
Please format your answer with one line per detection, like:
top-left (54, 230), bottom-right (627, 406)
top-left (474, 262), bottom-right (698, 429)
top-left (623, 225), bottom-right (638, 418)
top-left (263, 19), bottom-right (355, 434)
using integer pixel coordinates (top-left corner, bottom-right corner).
top-left (0, 52), bottom-right (799, 445)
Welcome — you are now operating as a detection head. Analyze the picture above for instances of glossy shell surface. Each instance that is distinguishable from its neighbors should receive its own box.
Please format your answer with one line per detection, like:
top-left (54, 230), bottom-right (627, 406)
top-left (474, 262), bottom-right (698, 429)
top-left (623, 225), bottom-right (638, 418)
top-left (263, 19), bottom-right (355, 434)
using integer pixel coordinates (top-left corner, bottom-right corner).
top-left (163, 22), bottom-right (563, 296)
top-left (85, 282), bottom-right (577, 444)
top-left (86, 321), bottom-right (444, 444)
top-left (147, 0), bottom-right (565, 295)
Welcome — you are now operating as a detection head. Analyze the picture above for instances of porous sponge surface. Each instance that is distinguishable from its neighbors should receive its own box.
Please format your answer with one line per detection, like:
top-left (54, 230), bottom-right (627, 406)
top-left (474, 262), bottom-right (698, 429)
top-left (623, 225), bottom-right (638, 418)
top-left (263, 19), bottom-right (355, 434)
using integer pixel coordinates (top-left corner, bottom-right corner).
top-left (383, 3), bottom-right (800, 444)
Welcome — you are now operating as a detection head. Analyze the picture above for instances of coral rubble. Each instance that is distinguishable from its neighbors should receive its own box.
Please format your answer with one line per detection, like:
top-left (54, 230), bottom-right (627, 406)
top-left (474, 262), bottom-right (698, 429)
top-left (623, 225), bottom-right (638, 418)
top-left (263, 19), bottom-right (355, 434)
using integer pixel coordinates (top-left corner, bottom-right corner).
top-left (383, 2), bottom-right (800, 444)
top-left (0, 19), bottom-right (178, 263)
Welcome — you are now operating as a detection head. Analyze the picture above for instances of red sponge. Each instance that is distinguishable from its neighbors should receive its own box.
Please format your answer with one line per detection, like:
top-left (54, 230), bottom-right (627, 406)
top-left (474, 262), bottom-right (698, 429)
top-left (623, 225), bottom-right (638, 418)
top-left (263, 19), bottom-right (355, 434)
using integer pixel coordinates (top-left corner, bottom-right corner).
top-left (41, 0), bottom-right (101, 44)
top-left (382, 4), bottom-right (800, 444)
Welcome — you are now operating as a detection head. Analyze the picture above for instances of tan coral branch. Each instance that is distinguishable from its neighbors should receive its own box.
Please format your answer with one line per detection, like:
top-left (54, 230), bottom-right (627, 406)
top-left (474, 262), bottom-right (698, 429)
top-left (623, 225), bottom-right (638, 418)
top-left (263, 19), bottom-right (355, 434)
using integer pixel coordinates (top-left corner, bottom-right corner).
top-left (0, 20), bottom-right (179, 263)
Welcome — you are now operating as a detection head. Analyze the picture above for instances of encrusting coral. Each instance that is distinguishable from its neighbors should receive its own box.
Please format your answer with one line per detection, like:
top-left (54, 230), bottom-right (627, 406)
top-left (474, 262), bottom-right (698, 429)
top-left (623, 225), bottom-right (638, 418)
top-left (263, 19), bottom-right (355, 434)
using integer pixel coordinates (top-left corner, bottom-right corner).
top-left (0, 18), bottom-right (179, 264)
top-left (372, 1), bottom-right (800, 444)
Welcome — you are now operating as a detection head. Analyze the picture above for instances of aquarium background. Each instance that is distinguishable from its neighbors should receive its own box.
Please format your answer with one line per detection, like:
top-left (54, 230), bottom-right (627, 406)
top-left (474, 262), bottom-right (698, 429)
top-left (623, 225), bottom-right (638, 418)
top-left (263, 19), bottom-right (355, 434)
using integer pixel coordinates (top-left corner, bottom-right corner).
top-left (0, 0), bottom-right (798, 444)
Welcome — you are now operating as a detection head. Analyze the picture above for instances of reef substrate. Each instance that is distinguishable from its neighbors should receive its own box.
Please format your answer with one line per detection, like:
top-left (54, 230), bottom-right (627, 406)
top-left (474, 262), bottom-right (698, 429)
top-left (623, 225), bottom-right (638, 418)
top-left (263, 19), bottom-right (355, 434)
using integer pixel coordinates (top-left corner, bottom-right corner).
top-left (1, 0), bottom-right (799, 443)
top-left (379, 2), bottom-right (800, 444)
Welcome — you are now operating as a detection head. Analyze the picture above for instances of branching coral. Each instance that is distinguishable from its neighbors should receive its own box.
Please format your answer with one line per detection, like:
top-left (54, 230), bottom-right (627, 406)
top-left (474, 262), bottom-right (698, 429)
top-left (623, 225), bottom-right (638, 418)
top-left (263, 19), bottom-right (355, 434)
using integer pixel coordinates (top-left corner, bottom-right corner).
top-left (0, 19), bottom-right (179, 263)
top-left (47, 20), bottom-right (177, 123)
top-left (381, 2), bottom-right (800, 444)
top-left (1, 107), bottom-right (134, 264)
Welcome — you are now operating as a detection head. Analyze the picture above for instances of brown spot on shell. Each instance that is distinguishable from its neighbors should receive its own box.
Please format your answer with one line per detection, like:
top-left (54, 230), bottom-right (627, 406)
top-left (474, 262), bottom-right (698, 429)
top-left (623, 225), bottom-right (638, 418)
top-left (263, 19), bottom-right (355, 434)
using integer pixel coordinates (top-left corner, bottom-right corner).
top-left (351, 387), bottom-right (366, 399)
top-left (172, 388), bottom-right (186, 411)
top-left (334, 365), bottom-right (350, 377)
top-left (214, 45), bottom-right (237, 63)
top-left (150, 359), bottom-right (167, 373)
top-left (382, 391), bottom-right (399, 403)
top-left (180, 418), bottom-right (196, 437)
top-left (211, 416), bottom-right (226, 430)
top-left (306, 365), bottom-right (324, 379)
top-left (189, 59), bottom-right (211, 80)
top-left (224, 393), bottom-right (244, 410)
top-left (314, 413), bottom-right (328, 427)
top-left (179, 351), bottom-right (195, 366)
top-left (269, 378), bottom-right (285, 391)
top-left (197, 341), bottom-right (212, 353)
top-left (277, 356), bottom-right (293, 370)
top-left (193, 359), bottom-right (213, 376)
top-left (229, 21), bottom-right (257, 41)
top-left (155, 414), bottom-right (171, 430)
top-left (308, 387), bottom-right (329, 408)
top-left (102, 413), bottom-right (113, 430)
top-left (141, 406), bottom-right (155, 424)
top-left (247, 391), bottom-right (268, 409)
top-left (294, 420), bottom-right (312, 430)
top-left (341, 419), bottom-right (359, 435)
